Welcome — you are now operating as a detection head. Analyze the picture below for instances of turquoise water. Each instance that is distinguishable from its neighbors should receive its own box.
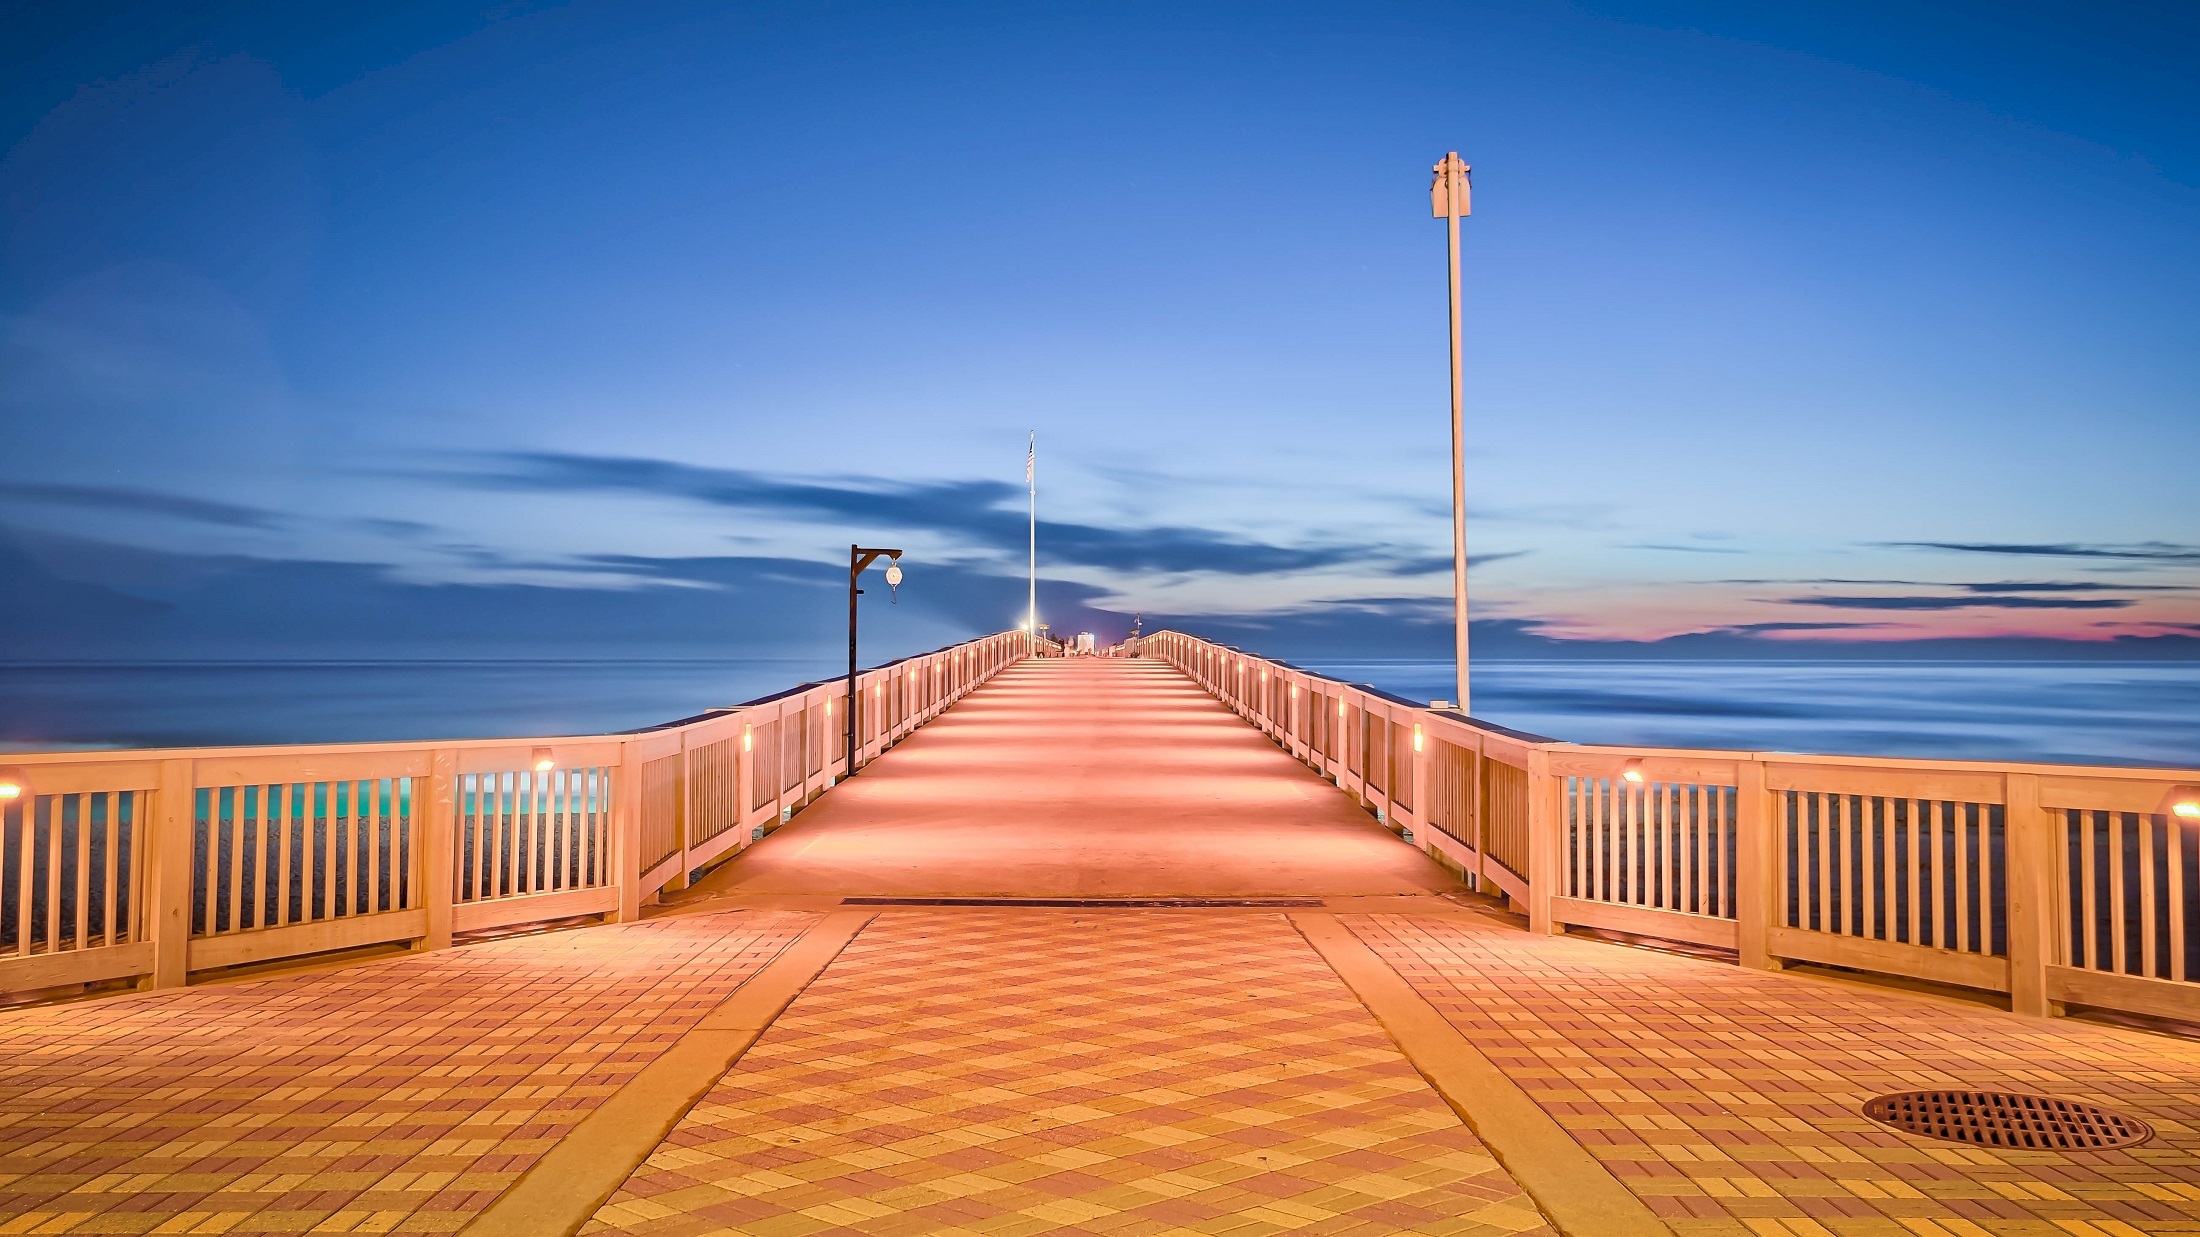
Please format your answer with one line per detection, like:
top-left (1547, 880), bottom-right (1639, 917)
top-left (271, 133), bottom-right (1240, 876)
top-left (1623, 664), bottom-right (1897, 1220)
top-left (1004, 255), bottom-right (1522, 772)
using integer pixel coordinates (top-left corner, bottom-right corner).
top-left (2, 658), bottom-right (2195, 769)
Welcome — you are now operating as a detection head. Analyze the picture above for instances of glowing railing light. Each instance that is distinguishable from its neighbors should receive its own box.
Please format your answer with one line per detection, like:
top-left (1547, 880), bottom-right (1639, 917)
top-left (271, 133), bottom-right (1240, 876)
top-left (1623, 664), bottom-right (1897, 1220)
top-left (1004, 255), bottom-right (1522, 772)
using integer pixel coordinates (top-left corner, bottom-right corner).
top-left (742, 726), bottom-right (753, 753)
top-left (1621, 758), bottom-right (1646, 784)
top-left (531, 747), bottom-right (556, 773)
top-left (2162, 785), bottom-right (2200, 819)
top-left (1412, 724), bottom-right (1424, 753)
top-left (0, 771), bottom-right (23, 801)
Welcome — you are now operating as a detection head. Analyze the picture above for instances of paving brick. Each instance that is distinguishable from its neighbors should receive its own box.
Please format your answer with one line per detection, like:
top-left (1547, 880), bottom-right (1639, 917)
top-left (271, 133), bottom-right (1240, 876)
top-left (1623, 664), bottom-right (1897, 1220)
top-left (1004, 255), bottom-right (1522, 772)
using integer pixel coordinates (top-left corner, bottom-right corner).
top-left (584, 911), bottom-right (1551, 1237)
top-left (0, 910), bottom-right (813, 1233)
top-left (1347, 913), bottom-right (2200, 1232)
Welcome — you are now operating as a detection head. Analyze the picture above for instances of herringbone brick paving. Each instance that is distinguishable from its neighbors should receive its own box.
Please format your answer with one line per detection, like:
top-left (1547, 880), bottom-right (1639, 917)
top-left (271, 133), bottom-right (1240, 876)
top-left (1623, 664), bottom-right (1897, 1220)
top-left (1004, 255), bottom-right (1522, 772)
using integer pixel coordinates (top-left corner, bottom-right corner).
top-left (585, 911), bottom-right (1553, 1237)
top-left (0, 909), bottom-right (814, 1234)
top-left (1350, 913), bottom-right (2200, 1236)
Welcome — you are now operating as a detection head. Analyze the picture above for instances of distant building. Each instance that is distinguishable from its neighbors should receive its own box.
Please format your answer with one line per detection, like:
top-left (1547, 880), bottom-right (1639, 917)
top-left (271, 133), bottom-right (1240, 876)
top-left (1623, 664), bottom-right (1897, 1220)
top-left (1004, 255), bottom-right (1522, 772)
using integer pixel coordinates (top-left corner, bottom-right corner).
top-left (1075, 632), bottom-right (1096, 655)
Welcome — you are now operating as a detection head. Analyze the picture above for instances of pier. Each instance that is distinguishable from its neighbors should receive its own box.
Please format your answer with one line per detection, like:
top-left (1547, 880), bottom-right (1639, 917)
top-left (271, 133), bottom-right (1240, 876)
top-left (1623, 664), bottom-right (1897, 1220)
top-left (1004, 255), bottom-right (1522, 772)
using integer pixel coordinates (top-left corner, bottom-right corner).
top-left (0, 639), bottom-right (2196, 1234)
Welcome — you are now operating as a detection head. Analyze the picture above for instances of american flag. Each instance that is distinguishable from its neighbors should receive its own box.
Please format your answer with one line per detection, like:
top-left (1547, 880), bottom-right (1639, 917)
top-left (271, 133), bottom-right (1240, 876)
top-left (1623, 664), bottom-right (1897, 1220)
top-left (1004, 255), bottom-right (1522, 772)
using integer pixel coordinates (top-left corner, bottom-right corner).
top-left (1026, 437), bottom-right (1034, 484)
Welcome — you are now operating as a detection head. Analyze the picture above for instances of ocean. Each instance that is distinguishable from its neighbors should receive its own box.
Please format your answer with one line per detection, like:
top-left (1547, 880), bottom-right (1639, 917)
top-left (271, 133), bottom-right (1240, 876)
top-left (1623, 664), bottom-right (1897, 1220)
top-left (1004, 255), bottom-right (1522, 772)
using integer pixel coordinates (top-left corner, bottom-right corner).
top-left (1, 658), bottom-right (2196, 769)
top-left (1298, 659), bottom-right (2200, 769)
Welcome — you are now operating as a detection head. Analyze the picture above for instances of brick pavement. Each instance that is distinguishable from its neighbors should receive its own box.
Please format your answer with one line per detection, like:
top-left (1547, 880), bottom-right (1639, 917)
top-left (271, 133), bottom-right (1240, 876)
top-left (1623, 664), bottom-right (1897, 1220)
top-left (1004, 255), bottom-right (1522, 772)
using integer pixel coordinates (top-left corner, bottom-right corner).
top-left (1348, 913), bottom-right (2200, 1236)
top-left (586, 911), bottom-right (1551, 1237)
top-left (0, 909), bottom-right (813, 1235)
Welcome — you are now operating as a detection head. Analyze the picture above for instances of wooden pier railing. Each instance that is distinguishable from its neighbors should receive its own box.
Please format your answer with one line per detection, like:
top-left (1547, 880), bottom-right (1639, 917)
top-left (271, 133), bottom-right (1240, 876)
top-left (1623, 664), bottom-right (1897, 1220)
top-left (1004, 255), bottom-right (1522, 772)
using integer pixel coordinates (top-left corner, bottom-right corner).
top-left (1137, 629), bottom-right (2200, 1025)
top-left (0, 631), bottom-right (1026, 1002)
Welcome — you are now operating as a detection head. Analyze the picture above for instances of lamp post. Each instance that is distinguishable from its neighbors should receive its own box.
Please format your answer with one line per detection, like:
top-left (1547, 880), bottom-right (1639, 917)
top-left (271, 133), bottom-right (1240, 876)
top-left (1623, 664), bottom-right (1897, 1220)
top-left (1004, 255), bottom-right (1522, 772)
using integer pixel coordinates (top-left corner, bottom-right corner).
top-left (1431, 151), bottom-right (1472, 714)
top-left (847, 544), bottom-right (904, 781)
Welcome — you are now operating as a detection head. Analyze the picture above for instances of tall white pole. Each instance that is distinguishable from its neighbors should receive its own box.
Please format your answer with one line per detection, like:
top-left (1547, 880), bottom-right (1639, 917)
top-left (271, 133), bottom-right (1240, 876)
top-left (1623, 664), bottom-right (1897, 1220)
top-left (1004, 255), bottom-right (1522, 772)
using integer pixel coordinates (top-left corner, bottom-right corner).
top-left (1027, 431), bottom-right (1037, 656)
top-left (1436, 153), bottom-right (1471, 714)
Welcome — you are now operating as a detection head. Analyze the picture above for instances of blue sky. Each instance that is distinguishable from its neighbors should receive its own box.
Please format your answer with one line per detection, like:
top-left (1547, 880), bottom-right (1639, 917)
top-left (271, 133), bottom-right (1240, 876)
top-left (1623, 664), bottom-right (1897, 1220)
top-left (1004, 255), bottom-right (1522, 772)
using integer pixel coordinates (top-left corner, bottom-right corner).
top-left (2, 0), bottom-right (2196, 661)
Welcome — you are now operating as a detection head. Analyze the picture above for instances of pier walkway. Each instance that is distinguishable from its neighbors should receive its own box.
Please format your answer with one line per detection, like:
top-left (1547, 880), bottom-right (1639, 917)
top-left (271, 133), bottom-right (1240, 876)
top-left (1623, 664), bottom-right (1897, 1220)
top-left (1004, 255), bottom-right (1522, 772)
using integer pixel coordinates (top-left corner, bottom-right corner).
top-left (0, 659), bottom-right (2197, 1235)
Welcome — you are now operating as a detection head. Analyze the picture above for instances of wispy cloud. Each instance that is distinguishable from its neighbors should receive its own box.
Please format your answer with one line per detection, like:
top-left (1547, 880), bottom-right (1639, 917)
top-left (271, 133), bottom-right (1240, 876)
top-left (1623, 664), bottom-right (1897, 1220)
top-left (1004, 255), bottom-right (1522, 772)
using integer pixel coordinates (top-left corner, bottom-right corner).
top-left (1880, 541), bottom-right (2200, 563)
top-left (1956, 580), bottom-right (2187, 593)
top-left (1714, 621), bottom-right (1895, 632)
top-left (1721, 577), bottom-right (2187, 593)
top-left (1780, 594), bottom-right (2136, 611)
top-left (1624, 543), bottom-right (1748, 554)
top-left (0, 482), bottom-right (281, 529)
top-left (418, 451), bottom-right (1460, 578)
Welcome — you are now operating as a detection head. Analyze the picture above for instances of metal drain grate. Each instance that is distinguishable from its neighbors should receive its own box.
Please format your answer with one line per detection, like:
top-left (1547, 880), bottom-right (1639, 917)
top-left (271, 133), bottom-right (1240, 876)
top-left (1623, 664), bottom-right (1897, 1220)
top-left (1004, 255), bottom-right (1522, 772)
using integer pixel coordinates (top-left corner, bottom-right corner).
top-left (841, 896), bottom-right (1324, 908)
top-left (1863, 1090), bottom-right (2151, 1151)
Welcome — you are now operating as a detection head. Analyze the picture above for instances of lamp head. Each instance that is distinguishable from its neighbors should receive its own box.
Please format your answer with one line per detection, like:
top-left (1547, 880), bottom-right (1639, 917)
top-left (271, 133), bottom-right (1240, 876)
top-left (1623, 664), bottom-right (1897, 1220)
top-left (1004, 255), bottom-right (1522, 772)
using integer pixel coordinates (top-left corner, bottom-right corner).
top-left (1621, 758), bottom-right (1646, 784)
top-left (531, 747), bottom-right (555, 773)
top-left (0, 769), bottom-right (24, 801)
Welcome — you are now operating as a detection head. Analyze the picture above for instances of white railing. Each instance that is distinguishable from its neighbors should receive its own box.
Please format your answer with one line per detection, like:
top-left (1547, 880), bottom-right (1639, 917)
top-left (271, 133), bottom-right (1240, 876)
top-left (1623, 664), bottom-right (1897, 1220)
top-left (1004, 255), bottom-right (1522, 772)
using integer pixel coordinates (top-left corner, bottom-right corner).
top-left (0, 631), bottom-right (1026, 1001)
top-left (1136, 630), bottom-right (2200, 1025)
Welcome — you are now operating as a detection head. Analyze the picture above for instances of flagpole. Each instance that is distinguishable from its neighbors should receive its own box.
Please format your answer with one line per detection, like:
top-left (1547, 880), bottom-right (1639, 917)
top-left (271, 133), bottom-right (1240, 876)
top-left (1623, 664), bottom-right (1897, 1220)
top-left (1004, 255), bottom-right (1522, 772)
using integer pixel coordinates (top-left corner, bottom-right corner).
top-left (1027, 432), bottom-right (1037, 657)
top-left (1433, 152), bottom-right (1472, 715)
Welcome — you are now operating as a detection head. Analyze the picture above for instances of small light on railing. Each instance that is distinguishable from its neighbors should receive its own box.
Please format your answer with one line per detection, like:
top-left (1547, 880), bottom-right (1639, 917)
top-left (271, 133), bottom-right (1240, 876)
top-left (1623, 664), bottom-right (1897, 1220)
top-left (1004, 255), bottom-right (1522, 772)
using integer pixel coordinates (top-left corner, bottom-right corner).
top-left (742, 726), bottom-right (753, 753)
top-left (1337, 699), bottom-right (1346, 717)
top-left (0, 769), bottom-right (25, 801)
top-left (1259, 670), bottom-right (1267, 683)
top-left (1413, 724), bottom-right (1424, 753)
top-left (2161, 785), bottom-right (2200, 820)
top-left (531, 747), bottom-right (556, 773)
top-left (1289, 685), bottom-right (1297, 699)
top-left (826, 699), bottom-right (833, 716)
top-left (1621, 758), bottom-right (1646, 784)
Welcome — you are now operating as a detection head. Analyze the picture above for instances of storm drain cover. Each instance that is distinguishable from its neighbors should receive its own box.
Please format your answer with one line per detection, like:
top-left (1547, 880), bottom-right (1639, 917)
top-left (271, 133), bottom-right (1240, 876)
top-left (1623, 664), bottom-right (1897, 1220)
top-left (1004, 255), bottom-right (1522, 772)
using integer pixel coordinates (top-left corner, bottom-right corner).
top-left (1863, 1090), bottom-right (2151, 1151)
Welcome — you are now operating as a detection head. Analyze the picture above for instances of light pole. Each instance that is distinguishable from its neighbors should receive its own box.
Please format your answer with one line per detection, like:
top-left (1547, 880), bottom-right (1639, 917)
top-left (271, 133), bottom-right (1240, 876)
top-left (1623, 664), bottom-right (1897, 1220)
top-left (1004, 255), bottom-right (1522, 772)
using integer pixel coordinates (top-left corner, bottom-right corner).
top-left (847, 544), bottom-right (904, 781)
top-left (1431, 151), bottom-right (1472, 714)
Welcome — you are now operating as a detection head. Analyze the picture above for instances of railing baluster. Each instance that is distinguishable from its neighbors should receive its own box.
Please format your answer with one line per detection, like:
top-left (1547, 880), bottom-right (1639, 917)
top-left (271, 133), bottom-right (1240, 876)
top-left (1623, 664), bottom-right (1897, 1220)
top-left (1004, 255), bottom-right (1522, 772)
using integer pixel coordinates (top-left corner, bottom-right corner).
top-left (2171, 817), bottom-right (2188, 983)
top-left (2140, 813), bottom-right (2158, 978)
top-left (2109, 811), bottom-right (2128, 974)
top-left (45, 798), bottom-right (62, 951)
top-left (104, 792), bottom-right (121, 945)
top-left (2080, 810), bottom-right (2099, 970)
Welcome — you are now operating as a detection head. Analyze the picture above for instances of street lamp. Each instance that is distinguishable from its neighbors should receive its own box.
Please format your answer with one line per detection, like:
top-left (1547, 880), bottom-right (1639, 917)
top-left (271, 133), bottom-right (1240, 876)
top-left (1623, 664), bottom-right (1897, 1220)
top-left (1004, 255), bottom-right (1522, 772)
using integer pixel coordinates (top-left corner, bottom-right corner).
top-left (1431, 150), bottom-right (1472, 714)
top-left (847, 545), bottom-right (905, 780)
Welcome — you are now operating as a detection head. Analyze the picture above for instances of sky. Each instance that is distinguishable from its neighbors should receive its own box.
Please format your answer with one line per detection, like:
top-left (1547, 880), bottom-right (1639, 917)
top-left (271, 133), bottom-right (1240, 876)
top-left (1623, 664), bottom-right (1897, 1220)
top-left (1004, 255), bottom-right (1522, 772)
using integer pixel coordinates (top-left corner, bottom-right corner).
top-left (2, 0), bottom-right (2196, 663)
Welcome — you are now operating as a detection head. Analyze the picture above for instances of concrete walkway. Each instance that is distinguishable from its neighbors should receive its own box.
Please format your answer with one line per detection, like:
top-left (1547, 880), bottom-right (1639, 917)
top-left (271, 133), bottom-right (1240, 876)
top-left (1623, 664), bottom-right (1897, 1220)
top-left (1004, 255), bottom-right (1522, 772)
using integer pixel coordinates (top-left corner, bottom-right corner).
top-left (700, 659), bottom-right (1454, 899)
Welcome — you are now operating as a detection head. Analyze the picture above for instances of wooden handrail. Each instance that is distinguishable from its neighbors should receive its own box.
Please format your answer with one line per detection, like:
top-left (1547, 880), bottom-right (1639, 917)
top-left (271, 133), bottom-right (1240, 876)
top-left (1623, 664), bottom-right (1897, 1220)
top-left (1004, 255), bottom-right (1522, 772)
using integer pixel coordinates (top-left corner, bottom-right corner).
top-left (0, 630), bottom-right (1029, 1004)
top-left (1134, 628), bottom-right (2200, 1025)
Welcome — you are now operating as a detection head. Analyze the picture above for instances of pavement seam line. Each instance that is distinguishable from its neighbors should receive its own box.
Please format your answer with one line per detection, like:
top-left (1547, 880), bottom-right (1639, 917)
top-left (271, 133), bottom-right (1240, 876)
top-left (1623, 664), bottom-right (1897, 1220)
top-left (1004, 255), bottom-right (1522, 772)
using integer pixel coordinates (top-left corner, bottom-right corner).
top-left (460, 908), bottom-right (878, 1237)
top-left (1290, 911), bottom-right (1673, 1237)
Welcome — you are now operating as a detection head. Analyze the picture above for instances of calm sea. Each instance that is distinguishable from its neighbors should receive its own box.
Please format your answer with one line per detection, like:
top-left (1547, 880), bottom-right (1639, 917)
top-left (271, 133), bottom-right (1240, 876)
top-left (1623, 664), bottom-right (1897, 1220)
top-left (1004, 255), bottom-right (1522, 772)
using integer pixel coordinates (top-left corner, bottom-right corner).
top-left (1298, 659), bottom-right (2200, 769)
top-left (2, 658), bottom-right (2196, 768)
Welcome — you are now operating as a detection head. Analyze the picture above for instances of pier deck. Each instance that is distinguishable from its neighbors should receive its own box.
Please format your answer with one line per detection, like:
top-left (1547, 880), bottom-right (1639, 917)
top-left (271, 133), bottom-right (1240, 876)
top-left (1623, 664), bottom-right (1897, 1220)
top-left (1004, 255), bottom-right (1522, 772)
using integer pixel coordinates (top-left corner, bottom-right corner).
top-left (1, 658), bottom-right (2196, 1235)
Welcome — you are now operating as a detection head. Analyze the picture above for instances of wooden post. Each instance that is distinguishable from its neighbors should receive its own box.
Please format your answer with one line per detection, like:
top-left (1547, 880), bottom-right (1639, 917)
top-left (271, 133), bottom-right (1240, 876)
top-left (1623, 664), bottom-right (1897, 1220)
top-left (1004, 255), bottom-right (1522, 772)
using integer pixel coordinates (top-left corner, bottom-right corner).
top-left (1469, 741), bottom-right (1487, 892)
top-left (611, 739), bottom-right (643, 923)
top-left (664, 742), bottom-right (692, 893)
top-left (1735, 760), bottom-right (1776, 970)
top-left (737, 722), bottom-right (756, 840)
top-left (145, 758), bottom-right (196, 988)
top-left (2005, 772), bottom-right (2058, 1017)
top-left (420, 749), bottom-right (456, 951)
top-left (1410, 723), bottom-right (1428, 848)
top-left (1526, 748), bottom-right (1559, 935)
